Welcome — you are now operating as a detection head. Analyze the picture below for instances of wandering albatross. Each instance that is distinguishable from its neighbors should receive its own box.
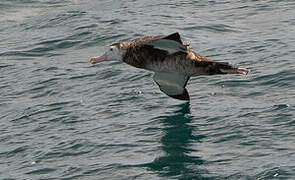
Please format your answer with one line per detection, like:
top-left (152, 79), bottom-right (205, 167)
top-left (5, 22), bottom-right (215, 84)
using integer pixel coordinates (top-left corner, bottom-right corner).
top-left (90, 32), bottom-right (249, 101)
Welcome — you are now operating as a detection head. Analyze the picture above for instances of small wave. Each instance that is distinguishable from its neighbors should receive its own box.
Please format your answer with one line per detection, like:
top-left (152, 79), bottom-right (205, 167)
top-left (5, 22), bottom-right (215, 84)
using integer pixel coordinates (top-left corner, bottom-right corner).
top-left (1, 146), bottom-right (29, 158)
top-left (75, 24), bottom-right (98, 30)
top-left (253, 69), bottom-right (295, 88)
top-left (26, 168), bottom-right (57, 175)
top-left (183, 24), bottom-right (239, 33)
top-left (254, 166), bottom-right (295, 179)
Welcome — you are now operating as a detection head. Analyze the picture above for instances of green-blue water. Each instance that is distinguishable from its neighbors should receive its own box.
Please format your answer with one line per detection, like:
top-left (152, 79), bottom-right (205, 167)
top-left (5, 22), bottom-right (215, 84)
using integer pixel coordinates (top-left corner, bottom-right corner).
top-left (1, 0), bottom-right (295, 179)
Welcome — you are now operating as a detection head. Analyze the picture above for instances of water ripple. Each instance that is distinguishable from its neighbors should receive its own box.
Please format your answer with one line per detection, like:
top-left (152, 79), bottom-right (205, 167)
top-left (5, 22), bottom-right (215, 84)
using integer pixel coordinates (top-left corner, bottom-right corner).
top-left (183, 24), bottom-right (239, 33)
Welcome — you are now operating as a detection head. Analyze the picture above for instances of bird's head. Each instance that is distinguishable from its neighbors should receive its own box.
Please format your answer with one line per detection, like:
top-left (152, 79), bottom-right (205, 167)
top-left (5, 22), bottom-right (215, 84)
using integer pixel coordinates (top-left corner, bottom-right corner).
top-left (90, 43), bottom-right (124, 64)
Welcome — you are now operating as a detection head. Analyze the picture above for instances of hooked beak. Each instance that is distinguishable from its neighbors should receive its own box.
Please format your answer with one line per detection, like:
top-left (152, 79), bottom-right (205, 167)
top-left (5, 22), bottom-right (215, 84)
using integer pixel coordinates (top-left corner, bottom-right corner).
top-left (90, 52), bottom-right (107, 64)
top-left (220, 67), bottom-right (250, 75)
top-left (236, 67), bottom-right (250, 75)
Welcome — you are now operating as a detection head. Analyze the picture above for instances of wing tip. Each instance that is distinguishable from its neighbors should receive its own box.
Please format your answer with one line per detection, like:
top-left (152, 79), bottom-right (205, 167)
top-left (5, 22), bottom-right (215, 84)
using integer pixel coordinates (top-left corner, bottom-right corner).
top-left (169, 88), bottom-right (190, 101)
top-left (163, 32), bottom-right (182, 44)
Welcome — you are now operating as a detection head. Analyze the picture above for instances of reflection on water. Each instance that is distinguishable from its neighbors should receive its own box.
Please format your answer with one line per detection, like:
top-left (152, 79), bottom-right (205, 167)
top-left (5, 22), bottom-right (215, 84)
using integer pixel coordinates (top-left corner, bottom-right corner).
top-left (145, 103), bottom-right (211, 179)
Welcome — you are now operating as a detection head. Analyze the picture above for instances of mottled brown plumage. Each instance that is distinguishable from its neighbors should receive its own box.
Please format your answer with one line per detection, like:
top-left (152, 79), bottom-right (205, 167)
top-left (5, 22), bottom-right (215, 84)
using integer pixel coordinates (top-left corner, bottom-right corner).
top-left (121, 34), bottom-right (235, 77)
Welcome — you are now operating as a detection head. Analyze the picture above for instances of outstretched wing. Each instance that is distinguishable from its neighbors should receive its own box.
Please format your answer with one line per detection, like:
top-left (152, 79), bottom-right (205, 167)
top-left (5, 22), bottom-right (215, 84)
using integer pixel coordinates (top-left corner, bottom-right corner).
top-left (153, 72), bottom-right (190, 101)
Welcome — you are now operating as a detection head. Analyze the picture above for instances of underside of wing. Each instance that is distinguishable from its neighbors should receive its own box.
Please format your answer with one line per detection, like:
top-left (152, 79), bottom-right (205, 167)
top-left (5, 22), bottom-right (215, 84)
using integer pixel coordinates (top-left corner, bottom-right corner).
top-left (153, 72), bottom-right (190, 101)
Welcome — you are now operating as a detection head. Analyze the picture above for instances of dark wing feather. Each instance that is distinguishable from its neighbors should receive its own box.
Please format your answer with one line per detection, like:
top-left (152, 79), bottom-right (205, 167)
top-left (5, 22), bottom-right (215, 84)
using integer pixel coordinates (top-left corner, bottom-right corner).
top-left (163, 32), bottom-right (183, 44)
top-left (142, 33), bottom-right (187, 55)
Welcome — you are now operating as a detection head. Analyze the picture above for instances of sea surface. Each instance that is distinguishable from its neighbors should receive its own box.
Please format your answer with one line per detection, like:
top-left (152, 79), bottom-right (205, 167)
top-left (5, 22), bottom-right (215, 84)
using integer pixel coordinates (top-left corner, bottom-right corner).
top-left (1, 0), bottom-right (295, 179)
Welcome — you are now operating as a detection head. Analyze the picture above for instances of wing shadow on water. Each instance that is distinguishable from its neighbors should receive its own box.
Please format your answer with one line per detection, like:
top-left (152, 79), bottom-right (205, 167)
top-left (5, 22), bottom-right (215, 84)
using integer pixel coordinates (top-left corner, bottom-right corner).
top-left (143, 102), bottom-right (212, 179)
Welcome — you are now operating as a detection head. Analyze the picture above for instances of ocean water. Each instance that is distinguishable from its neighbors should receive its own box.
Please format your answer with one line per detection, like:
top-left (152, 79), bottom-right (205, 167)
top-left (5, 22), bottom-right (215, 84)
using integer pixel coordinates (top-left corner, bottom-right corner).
top-left (1, 0), bottom-right (295, 179)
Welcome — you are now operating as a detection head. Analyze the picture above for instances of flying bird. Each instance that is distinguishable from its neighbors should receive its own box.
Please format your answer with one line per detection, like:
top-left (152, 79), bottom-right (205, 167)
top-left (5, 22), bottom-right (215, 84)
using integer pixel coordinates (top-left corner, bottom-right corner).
top-left (90, 32), bottom-right (249, 101)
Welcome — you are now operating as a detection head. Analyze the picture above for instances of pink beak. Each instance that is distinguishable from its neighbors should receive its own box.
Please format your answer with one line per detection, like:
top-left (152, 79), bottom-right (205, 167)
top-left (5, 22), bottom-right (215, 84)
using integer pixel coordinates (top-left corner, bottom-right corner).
top-left (90, 52), bottom-right (107, 64)
top-left (236, 67), bottom-right (250, 75)
top-left (220, 67), bottom-right (250, 75)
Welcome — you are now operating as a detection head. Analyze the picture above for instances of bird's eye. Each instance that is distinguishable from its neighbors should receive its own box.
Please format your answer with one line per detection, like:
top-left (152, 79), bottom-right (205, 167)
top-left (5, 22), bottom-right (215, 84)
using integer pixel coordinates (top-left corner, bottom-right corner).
top-left (110, 47), bottom-right (113, 51)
